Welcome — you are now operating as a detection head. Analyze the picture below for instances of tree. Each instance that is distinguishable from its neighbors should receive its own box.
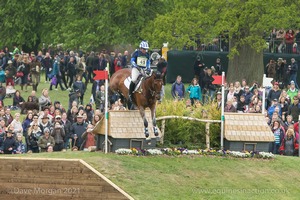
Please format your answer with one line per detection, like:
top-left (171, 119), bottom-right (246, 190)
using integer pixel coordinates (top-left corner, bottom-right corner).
top-left (142, 0), bottom-right (300, 84)
top-left (0, 0), bottom-right (165, 52)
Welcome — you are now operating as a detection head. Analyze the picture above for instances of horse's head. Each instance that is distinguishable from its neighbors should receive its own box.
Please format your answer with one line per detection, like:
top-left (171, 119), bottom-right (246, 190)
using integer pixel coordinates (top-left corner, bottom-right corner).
top-left (151, 71), bottom-right (163, 100)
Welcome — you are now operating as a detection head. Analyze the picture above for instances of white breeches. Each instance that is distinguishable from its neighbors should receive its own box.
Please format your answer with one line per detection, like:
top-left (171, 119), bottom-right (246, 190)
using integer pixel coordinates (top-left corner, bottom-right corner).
top-left (131, 67), bottom-right (140, 83)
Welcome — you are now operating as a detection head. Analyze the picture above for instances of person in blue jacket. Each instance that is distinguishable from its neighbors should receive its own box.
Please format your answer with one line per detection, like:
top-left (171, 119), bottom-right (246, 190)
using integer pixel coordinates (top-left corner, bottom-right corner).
top-left (129, 41), bottom-right (151, 102)
top-left (186, 78), bottom-right (202, 106)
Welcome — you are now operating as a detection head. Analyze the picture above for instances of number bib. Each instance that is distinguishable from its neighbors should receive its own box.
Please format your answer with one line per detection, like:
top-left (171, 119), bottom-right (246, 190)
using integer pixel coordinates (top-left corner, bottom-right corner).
top-left (136, 56), bottom-right (147, 67)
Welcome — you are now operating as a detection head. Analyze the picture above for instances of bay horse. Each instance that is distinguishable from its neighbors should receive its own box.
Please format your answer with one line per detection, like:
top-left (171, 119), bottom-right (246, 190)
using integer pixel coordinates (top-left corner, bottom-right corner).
top-left (109, 68), bottom-right (163, 139)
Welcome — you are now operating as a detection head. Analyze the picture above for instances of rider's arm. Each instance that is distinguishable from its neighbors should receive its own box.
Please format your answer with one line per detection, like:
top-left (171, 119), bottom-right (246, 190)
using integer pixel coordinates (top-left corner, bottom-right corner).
top-left (130, 51), bottom-right (138, 67)
top-left (146, 59), bottom-right (150, 70)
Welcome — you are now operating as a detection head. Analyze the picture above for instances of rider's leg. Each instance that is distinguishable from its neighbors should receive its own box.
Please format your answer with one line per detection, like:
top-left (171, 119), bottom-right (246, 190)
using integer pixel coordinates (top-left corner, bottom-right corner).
top-left (129, 67), bottom-right (139, 101)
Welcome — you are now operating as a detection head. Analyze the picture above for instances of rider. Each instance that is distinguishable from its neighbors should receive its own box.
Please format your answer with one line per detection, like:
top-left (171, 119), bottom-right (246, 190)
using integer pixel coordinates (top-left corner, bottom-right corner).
top-left (129, 41), bottom-right (151, 101)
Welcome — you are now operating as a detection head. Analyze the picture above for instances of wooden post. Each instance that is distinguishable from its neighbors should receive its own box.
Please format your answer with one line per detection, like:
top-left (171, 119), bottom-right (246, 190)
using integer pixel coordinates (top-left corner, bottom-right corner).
top-left (206, 122), bottom-right (210, 149)
top-left (160, 119), bottom-right (166, 144)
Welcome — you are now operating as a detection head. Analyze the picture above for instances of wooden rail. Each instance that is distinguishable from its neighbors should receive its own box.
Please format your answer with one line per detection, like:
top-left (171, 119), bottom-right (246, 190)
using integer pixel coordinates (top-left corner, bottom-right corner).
top-left (156, 116), bottom-right (221, 148)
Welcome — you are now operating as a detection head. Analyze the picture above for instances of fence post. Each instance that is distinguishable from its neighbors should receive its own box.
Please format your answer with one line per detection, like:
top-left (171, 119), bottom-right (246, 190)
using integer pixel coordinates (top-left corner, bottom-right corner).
top-left (160, 119), bottom-right (166, 144)
top-left (206, 122), bottom-right (210, 149)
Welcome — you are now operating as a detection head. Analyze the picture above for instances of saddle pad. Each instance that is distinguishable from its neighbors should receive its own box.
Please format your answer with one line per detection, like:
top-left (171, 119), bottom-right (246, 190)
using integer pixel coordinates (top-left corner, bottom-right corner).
top-left (124, 77), bottom-right (143, 92)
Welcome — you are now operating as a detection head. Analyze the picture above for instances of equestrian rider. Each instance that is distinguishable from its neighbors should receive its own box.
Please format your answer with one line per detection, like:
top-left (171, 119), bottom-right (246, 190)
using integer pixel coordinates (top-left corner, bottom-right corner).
top-left (129, 41), bottom-right (151, 101)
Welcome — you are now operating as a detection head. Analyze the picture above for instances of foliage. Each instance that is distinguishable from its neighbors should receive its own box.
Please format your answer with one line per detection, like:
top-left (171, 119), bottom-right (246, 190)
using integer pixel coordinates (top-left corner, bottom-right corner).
top-left (142, 0), bottom-right (300, 53)
top-left (156, 99), bottom-right (221, 148)
top-left (0, 0), bottom-right (165, 51)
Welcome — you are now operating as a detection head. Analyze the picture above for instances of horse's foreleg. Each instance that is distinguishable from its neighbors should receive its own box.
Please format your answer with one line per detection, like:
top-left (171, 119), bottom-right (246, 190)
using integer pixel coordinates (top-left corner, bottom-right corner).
top-left (139, 107), bottom-right (149, 138)
top-left (151, 106), bottom-right (159, 137)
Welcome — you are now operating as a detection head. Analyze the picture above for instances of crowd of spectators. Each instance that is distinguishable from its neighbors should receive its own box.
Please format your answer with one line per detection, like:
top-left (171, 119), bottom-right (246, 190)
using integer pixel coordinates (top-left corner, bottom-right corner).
top-left (266, 28), bottom-right (300, 54)
top-left (0, 44), bottom-right (140, 153)
top-left (172, 55), bottom-right (300, 156)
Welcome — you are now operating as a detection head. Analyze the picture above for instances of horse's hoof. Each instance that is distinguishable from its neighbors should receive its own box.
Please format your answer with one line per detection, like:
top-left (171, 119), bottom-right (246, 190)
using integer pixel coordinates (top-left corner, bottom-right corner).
top-left (154, 132), bottom-right (159, 137)
top-left (145, 136), bottom-right (151, 141)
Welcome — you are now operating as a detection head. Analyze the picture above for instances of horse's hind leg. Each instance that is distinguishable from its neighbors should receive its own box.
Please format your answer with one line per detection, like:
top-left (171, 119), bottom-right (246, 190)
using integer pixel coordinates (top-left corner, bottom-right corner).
top-left (139, 107), bottom-right (150, 139)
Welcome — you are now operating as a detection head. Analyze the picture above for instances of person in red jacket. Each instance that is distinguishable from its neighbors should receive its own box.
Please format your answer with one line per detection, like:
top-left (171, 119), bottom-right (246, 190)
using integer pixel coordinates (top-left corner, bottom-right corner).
top-left (279, 128), bottom-right (299, 156)
top-left (285, 29), bottom-right (295, 54)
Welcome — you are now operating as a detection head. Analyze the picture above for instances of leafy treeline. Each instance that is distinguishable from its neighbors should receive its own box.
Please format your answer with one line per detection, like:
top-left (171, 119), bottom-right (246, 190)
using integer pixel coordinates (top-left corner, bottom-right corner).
top-left (0, 0), bottom-right (165, 52)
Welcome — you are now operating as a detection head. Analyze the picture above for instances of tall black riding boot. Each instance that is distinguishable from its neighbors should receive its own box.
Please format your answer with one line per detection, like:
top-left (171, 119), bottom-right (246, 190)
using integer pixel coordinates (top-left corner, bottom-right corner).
top-left (129, 82), bottom-right (135, 102)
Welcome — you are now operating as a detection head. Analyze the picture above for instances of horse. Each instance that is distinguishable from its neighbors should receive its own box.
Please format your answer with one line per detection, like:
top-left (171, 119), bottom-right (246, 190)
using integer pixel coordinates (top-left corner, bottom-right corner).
top-left (109, 68), bottom-right (163, 139)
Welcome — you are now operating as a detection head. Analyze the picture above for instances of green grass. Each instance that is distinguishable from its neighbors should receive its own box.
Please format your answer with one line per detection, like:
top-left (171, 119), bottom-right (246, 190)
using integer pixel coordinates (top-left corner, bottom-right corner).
top-left (6, 151), bottom-right (300, 200)
top-left (4, 75), bottom-right (300, 200)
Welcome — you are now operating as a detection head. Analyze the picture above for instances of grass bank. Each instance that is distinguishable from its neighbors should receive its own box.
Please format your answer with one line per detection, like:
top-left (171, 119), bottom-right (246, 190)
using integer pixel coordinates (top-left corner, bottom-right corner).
top-left (7, 151), bottom-right (300, 200)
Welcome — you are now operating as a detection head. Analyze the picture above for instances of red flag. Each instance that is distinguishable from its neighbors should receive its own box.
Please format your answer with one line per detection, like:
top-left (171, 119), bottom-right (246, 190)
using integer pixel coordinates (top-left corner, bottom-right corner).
top-left (94, 70), bottom-right (108, 80)
top-left (212, 75), bottom-right (223, 85)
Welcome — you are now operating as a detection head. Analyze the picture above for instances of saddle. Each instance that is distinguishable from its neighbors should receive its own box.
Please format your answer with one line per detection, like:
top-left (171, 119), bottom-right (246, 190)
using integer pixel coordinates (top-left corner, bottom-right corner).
top-left (124, 69), bottom-right (152, 93)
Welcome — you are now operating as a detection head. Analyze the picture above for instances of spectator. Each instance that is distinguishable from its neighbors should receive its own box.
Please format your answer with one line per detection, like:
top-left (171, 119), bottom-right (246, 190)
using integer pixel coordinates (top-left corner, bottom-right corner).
top-left (67, 56), bottom-right (76, 90)
top-left (13, 90), bottom-right (25, 108)
top-left (271, 120), bottom-right (285, 154)
top-left (279, 96), bottom-right (289, 121)
top-left (86, 51), bottom-right (94, 84)
top-left (186, 78), bottom-right (202, 106)
top-left (287, 81), bottom-right (298, 103)
top-left (68, 90), bottom-right (81, 111)
top-left (121, 51), bottom-right (128, 68)
top-left (22, 112), bottom-right (33, 138)
top-left (70, 114), bottom-right (87, 150)
top-left (202, 68), bottom-right (216, 103)
top-left (237, 95), bottom-right (247, 113)
top-left (288, 96), bottom-right (300, 122)
top-left (42, 52), bottom-right (53, 82)
top-left (27, 123), bottom-right (42, 153)
top-left (289, 58), bottom-right (298, 89)
top-left (50, 56), bottom-right (65, 91)
top-left (284, 115), bottom-right (294, 131)
top-left (224, 100), bottom-right (237, 112)
top-left (95, 85), bottom-right (105, 112)
top-left (276, 28), bottom-right (285, 53)
top-left (114, 53), bottom-right (122, 72)
top-left (193, 56), bottom-right (203, 82)
top-left (5, 60), bottom-right (16, 87)
top-left (39, 114), bottom-right (52, 134)
top-left (0, 82), bottom-right (6, 103)
top-left (2, 130), bottom-right (16, 154)
top-left (29, 54), bottom-right (41, 91)
top-left (81, 124), bottom-right (96, 150)
top-left (77, 57), bottom-right (87, 85)
top-left (280, 128), bottom-right (298, 156)
top-left (61, 112), bottom-right (72, 150)
top-left (268, 99), bottom-right (281, 119)
top-left (51, 121), bottom-right (65, 151)
top-left (92, 114), bottom-right (103, 126)
top-left (276, 58), bottom-right (285, 85)
top-left (266, 59), bottom-right (276, 79)
top-left (39, 88), bottom-right (51, 111)
top-left (38, 127), bottom-right (55, 152)
top-left (4, 108), bottom-right (13, 126)
top-left (242, 85), bottom-right (253, 105)
top-left (84, 104), bottom-right (93, 122)
top-left (15, 133), bottom-right (26, 154)
top-left (10, 112), bottom-right (23, 135)
top-left (285, 29), bottom-right (295, 54)
top-left (72, 75), bottom-right (85, 105)
top-left (171, 75), bottom-right (185, 100)
top-left (267, 82), bottom-right (281, 108)
top-left (214, 58), bottom-right (223, 75)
